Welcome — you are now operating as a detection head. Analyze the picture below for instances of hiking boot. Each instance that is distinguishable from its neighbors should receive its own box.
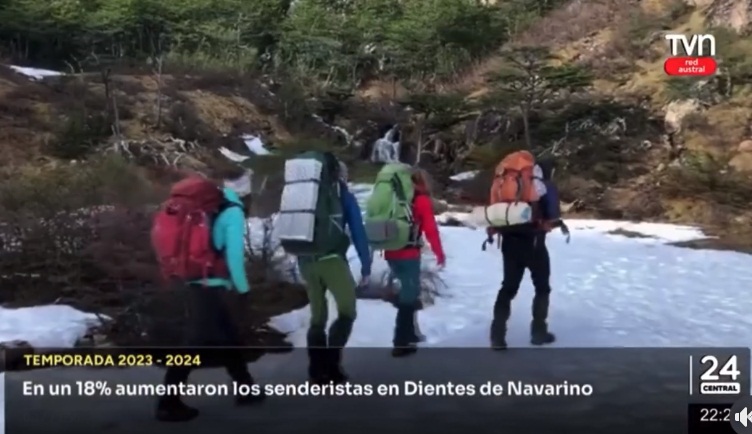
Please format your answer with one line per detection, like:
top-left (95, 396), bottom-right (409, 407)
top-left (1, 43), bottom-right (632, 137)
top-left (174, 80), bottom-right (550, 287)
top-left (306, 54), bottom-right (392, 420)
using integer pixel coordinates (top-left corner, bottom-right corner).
top-left (489, 318), bottom-right (508, 350)
top-left (307, 347), bottom-right (329, 384)
top-left (531, 295), bottom-right (555, 346)
top-left (393, 305), bottom-right (415, 344)
top-left (156, 397), bottom-right (199, 422)
top-left (327, 318), bottom-right (353, 384)
top-left (393, 305), bottom-right (419, 357)
top-left (307, 328), bottom-right (329, 384)
top-left (530, 320), bottom-right (556, 345)
top-left (327, 348), bottom-right (349, 384)
top-left (530, 330), bottom-right (556, 345)
top-left (391, 344), bottom-right (418, 357)
top-left (491, 338), bottom-right (508, 350)
top-left (491, 293), bottom-right (512, 350)
top-left (410, 312), bottom-right (426, 343)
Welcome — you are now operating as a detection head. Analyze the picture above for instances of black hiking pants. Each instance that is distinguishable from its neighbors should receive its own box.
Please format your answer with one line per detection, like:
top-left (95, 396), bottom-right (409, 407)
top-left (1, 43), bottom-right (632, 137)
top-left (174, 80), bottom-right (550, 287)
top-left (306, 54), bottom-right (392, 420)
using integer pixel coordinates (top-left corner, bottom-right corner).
top-left (162, 284), bottom-right (253, 390)
top-left (492, 233), bottom-right (552, 335)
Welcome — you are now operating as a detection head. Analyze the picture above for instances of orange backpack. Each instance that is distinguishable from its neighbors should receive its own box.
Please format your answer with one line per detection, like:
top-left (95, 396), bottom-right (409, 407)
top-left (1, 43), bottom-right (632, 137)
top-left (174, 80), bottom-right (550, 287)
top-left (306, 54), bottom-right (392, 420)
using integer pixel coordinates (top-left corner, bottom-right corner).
top-left (489, 150), bottom-right (540, 205)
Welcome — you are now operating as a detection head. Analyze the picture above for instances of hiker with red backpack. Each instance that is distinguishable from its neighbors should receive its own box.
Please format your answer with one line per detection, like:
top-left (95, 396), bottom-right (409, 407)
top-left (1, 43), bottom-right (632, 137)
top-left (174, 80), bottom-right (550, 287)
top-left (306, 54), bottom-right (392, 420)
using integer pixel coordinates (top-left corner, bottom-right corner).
top-left (150, 168), bottom-right (264, 422)
top-left (364, 165), bottom-right (445, 357)
top-left (484, 152), bottom-right (570, 350)
top-left (276, 153), bottom-right (371, 384)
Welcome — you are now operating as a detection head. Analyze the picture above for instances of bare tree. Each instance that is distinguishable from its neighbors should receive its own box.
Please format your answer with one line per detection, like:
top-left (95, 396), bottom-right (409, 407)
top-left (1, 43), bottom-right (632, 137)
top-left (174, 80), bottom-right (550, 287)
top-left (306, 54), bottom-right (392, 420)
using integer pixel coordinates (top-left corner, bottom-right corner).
top-left (153, 54), bottom-right (165, 129)
top-left (401, 92), bottom-right (469, 165)
top-left (150, 37), bottom-right (166, 130)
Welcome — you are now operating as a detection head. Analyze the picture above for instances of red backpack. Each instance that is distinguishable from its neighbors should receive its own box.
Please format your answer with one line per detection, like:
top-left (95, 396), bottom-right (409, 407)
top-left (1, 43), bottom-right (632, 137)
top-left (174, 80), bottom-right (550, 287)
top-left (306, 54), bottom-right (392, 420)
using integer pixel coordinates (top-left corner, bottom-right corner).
top-left (150, 176), bottom-right (230, 284)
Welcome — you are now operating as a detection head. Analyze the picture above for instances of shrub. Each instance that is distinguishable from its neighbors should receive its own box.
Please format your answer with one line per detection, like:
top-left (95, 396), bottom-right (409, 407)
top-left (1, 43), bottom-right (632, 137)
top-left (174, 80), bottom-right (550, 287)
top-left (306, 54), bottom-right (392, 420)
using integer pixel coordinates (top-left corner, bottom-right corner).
top-left (47, 111), bottom-right (112, 160)
top-left (0, 155), bottom-right (307, 349)
top-left (357, 264), bottom-right (448, 308)
top-left (661, 151), bottom-right (752, 209)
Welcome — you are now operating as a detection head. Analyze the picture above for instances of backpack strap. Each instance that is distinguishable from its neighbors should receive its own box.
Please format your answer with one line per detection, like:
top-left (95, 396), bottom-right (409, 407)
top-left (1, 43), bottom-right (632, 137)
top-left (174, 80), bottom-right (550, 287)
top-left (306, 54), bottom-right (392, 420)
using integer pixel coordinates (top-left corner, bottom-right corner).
top-left (209, 200), bottom-right (244, 256)
top-left (390, 174), bottom-right (423, 247)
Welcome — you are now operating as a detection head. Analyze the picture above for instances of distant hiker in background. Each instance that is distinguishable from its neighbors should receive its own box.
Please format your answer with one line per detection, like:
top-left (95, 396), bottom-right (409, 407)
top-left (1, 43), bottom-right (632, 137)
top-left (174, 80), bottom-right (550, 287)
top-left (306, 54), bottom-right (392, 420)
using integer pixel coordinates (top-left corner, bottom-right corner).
top-left (150, 166), bottom-right (264, 423)
top-left (364, 165), bottom-right (445, 357)
top-left (276, 152), bottom-right (371, 385)
top-left (485, 152), bottom-right (569, 350)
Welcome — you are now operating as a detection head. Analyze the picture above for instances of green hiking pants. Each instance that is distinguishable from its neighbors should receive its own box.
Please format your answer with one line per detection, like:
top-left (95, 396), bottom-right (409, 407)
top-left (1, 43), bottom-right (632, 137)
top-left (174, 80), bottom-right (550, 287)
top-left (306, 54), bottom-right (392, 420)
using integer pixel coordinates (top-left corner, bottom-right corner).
top-left (299, 255), bottom-right (357, 329)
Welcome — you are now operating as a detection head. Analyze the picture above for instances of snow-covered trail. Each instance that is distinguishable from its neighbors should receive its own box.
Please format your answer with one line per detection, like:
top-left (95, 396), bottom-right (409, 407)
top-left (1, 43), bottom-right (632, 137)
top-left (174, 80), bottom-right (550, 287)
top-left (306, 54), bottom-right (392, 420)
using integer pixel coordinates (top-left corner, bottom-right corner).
top-left (272, 219), bottom-right (752, 349)
top-left (3, 217), bottom-right (752, 434)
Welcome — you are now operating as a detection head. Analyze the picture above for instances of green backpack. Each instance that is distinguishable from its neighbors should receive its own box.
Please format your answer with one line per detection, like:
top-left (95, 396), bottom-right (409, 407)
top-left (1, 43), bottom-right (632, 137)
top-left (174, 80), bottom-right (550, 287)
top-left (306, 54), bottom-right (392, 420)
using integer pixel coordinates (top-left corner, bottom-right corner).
top-left (277, 151), bottom-right (350, 257)
top-left (364, 163), bottom-right (417, 250)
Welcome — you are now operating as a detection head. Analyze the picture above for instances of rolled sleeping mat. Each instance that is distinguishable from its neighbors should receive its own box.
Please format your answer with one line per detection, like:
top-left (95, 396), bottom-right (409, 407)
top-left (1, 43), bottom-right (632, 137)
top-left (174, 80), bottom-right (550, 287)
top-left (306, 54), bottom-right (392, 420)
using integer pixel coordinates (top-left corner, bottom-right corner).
top-left (464, 202), bottom-right (533, 228)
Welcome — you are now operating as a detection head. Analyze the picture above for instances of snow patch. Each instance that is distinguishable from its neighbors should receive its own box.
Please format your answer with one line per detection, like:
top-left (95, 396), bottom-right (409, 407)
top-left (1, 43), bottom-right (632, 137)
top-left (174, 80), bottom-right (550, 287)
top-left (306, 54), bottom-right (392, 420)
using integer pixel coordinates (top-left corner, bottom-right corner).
top-left (450, 170), bottom-right (480, 181)
top-left (218, 134), bottom-right (271, 163)
top-left (246, 216), bottom-right (301, 283)
top-left (9, 65), bottom-right (63, 80)
top-left (566, 219), bottom-right (708, 243)
top-left (0, 305), bottom-right (106, 349)
top-left (434, 213), bottom-right (708, 244)
top-left (242, 134), bottom-right (271, 155)
top-left (348, 183), bottom-right (374, 209)
top-left (436, 211), bottom-right (474, 226)
top-left (270, 215), bottom-right (744, 348)
top-left (218, 147), bottom-right (250, 162)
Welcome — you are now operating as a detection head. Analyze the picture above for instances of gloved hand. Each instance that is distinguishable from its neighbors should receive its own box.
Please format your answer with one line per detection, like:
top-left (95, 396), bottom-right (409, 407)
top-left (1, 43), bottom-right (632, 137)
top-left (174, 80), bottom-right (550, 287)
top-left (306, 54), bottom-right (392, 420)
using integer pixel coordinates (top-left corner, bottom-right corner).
top-left (482, 229), bottom-right (495, 251)
top-left (560, 221), bottom-right (571, 243)
top-left (485, 227), bottom-right (496, 238)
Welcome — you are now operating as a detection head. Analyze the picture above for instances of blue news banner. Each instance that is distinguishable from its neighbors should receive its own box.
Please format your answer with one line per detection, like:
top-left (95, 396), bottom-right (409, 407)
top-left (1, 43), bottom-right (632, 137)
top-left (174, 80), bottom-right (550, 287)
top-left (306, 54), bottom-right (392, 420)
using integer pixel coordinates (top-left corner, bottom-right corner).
top-left (2, 347), bottom-right (749, 434)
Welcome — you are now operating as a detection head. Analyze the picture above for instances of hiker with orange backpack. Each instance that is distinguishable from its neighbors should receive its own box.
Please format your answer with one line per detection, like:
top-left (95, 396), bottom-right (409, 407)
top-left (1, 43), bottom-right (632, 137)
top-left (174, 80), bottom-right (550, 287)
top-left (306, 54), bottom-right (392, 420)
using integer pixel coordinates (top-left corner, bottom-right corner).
top-left (150, 167), bottom-right (264, 422)
top-left (364, 165), bottom-right (445, 357)
top-left (484, 152), bottom-right (569, 350)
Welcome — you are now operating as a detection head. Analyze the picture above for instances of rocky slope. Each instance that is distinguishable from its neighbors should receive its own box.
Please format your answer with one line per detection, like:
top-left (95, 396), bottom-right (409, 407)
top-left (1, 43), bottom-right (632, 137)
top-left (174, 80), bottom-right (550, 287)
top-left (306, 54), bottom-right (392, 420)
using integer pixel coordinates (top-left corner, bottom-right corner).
top-left (1, 0), bottom-right (752, 250)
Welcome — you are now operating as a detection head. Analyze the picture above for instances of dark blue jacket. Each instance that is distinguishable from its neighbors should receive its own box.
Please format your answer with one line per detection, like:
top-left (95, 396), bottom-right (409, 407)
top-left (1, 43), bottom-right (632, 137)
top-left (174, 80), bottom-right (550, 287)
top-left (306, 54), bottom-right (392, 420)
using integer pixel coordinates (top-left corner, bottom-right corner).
top-left (540, 180), bottom-right (561, 222)
top-left (340, 181), bottom-right (372, 276)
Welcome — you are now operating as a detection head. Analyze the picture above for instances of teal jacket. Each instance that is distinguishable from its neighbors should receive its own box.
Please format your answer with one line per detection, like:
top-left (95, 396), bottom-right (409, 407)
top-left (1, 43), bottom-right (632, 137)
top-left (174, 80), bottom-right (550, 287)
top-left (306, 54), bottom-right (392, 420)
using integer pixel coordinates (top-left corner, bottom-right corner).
top-left (191, 188), bottom-right (249, 293)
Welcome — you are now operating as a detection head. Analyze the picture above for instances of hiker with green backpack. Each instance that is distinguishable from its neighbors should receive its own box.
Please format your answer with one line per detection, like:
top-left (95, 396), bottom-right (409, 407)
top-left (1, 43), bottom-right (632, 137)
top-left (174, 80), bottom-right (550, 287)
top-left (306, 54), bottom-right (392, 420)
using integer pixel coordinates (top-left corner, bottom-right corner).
top-left (276, 152), bottom-right (371, 384)
top-left (364, 165), bottom-right (445, 357)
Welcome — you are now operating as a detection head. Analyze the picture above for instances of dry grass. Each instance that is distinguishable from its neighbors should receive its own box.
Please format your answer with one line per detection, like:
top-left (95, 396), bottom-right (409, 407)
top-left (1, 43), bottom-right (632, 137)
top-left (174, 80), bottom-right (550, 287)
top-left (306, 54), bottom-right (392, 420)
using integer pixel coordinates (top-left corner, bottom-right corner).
top-left (517, 0), bottom-right (638, 47)
top-left (0, 67), bottom-right (298, 167)
top-left (450, 0), bottom-right (641, 95)
top-left (660, 153), bottom-right (752, 209)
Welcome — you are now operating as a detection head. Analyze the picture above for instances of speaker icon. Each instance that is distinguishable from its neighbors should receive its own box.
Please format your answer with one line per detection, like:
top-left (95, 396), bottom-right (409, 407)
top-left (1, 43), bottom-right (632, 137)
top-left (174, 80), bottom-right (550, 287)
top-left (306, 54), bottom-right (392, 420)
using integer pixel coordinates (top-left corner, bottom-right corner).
top-left (735, 407), bottom-right (752, 427)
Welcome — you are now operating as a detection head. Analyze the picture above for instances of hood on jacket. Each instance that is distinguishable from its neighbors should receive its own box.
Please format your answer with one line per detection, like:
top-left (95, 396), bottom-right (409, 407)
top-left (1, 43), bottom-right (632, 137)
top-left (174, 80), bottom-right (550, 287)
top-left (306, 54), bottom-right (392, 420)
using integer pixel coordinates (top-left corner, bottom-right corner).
top-left (222, 187), bottom-right (244, 205)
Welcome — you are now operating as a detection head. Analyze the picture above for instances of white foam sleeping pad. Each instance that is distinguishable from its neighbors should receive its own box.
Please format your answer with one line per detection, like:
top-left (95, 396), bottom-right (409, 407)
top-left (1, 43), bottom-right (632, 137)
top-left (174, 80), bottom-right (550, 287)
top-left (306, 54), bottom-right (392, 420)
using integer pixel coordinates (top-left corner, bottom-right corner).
top-left (276, 158), bottom-right (323, 242)
top-left (463, 202), bottom-right (533, 228)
